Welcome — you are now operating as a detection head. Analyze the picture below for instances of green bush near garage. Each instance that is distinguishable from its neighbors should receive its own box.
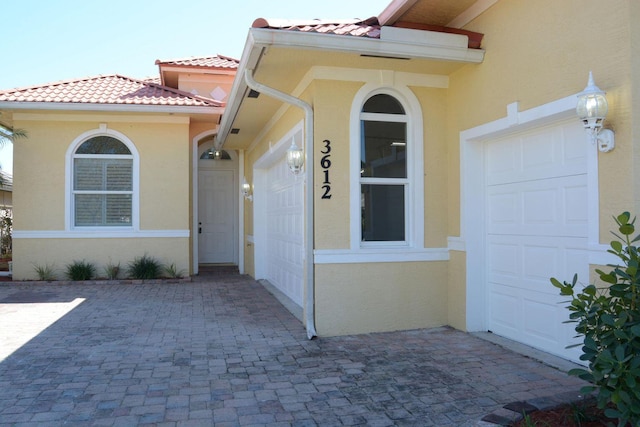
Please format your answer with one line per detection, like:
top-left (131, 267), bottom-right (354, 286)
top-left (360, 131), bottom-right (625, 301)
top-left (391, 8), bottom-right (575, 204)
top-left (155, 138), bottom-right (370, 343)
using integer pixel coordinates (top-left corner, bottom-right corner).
top-left (551, 212), bottom-right (640, 427)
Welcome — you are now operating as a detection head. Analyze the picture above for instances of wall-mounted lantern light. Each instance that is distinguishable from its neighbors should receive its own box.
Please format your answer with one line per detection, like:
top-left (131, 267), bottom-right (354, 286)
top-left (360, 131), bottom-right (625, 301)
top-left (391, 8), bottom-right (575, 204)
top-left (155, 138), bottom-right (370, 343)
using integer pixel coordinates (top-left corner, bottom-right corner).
top-left (242, 177), bottom-right (253, 201)
top-left (286, 141), bottom-right (304, 174)
top-left (577, 71), bottom-right (615, 152)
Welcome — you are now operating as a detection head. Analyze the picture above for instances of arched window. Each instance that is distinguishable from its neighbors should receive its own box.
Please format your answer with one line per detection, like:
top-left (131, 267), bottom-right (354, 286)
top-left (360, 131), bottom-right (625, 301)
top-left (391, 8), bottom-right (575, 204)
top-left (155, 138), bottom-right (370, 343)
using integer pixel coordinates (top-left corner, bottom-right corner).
top-left (72, 135), bottom-right (134, 227)
top-left (360, 93), bottom-right (408, 242)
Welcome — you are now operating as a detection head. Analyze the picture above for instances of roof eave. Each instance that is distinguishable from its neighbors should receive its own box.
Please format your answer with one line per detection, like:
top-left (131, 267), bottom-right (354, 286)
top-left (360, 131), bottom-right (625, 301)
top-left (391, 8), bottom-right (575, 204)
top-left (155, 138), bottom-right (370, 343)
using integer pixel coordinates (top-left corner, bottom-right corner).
top-left (216, 27), bottom-right (484, 147)
top-left (0, 101), bottom-right (224, 115)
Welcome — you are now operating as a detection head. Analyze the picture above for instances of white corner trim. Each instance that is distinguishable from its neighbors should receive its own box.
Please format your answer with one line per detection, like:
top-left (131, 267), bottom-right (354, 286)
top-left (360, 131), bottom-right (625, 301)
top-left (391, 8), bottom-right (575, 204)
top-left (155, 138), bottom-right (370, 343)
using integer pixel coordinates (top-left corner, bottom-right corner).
top-left (447, 236), bottom-right (466, 252)
top-left (13, 230), bottom-right (190, 239)
top-left (314, 248), bottom-right (449, 264)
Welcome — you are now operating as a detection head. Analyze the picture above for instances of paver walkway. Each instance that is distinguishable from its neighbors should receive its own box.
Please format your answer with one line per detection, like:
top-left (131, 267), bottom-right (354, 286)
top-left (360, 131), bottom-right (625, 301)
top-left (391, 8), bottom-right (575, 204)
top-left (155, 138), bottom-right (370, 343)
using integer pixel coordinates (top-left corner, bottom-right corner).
top-left (0, 275), bottom-right (588, 426)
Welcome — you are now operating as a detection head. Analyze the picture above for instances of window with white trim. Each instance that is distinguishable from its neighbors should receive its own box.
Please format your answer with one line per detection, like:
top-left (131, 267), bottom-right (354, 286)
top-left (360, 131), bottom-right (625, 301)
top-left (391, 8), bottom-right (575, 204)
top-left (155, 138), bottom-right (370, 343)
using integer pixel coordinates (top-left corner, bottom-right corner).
top-left (72, 136), bottom-right (133, 227)
top-left (360, 94), bottom-right (408, 243)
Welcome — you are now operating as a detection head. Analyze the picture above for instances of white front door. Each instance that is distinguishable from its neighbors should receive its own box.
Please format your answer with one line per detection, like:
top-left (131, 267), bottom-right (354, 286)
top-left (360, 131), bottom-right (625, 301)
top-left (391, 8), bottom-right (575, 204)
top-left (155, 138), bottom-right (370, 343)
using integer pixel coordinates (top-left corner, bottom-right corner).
top-left (198, 169), bottom-right (235, 264)
top-left (485, 120), bottom-right (588, 361)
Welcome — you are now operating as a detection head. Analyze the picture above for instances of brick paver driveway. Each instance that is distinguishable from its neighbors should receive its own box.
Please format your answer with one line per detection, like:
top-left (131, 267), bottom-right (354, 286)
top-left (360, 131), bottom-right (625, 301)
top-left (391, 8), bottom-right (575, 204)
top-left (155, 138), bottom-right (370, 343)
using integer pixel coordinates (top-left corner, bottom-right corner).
top-left (0, 275), bottom-right (587, 426)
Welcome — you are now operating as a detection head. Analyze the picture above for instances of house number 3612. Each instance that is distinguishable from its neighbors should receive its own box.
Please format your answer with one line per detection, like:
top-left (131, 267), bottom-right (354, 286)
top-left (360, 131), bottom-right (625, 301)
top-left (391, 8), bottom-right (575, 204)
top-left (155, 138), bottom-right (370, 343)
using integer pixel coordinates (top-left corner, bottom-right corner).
top-left (320, 139), bottom-right (332, 199)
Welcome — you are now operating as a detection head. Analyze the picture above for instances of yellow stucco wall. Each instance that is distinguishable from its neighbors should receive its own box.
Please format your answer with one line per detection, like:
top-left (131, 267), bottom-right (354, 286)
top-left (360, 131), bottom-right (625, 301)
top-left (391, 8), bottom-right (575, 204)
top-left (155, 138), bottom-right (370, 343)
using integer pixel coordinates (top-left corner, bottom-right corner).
top-left (12, 114), bottom-right (192, 280)
top-left (315, 262), bottom-right (447, 335)
top-left (313, 80), bottom-right (361, 250)
top-left (13, 238), bottom-right (189, 281)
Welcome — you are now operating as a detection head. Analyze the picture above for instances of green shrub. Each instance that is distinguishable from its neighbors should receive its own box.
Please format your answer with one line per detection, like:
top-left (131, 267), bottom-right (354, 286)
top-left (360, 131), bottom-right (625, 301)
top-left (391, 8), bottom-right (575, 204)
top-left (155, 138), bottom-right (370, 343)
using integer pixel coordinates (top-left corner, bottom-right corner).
top-left (128, 254), bottom-right (162, 280)
top-left (66, 260), bottom-right (95, 281)
top-left (103, 262), bottom-right (120, 280)
top-left (164, 262), bottom-right (185, 279)
top-left (33, 263), bottom-right (56, 281)
top-left (551, 212), bottom-right (640, 427)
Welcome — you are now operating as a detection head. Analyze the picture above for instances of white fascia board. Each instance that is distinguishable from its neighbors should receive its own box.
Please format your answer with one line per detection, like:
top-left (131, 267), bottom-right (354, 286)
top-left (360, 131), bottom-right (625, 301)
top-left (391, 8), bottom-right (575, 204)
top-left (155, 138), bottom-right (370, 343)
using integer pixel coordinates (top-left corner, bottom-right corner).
top-left (161, 65), bottom-right (236, 76)
top-left (0, 101), bottom-right (223, 116)
top-left (250, 27), bottom-right (484, 63)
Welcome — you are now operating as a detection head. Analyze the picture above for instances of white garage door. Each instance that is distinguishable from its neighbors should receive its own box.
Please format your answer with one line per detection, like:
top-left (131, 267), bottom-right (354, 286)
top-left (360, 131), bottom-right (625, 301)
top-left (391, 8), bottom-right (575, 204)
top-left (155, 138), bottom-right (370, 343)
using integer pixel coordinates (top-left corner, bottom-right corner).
top-left (485, 120), bottom-right (589, 361)
top-left (265, 157), bottom-right (304, 307)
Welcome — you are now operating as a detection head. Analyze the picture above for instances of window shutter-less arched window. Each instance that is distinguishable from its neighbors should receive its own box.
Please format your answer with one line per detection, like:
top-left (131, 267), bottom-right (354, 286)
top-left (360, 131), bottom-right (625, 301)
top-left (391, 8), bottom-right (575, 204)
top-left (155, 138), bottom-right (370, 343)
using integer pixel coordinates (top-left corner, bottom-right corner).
top-left (73, 136), bottom-right (133, 227)
top-left (360, 94), bottom-right (408, 242)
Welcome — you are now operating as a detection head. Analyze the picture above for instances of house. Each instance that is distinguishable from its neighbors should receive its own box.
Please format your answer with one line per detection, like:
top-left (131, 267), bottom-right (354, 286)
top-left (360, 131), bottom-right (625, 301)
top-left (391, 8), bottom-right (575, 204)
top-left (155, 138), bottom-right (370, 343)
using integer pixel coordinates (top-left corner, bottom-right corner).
top-left (0, 0), bottom-right (635, 363)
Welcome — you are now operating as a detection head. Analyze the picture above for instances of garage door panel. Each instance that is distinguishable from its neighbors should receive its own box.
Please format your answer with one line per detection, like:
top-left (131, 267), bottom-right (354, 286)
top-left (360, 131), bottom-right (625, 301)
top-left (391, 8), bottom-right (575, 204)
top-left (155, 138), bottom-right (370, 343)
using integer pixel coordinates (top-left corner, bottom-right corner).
top-left (489, 286), bottom-right (520, 334)
top-left (487, 122), bottom-right (587, 186)
top-left (485, 120), bottom-right (588, 362)
top-left (487, 176), bottom-right (587, 237)
top-left (522, 296), bottom-right (562, 342)
top-left (487, 241), bottom-right (520, 278)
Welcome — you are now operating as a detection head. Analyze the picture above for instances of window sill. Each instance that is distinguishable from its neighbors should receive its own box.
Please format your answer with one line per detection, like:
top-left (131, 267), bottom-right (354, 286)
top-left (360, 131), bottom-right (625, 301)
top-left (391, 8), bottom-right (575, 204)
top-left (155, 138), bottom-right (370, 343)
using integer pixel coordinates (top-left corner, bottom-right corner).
top-left (13, 230), bottom-right (190, 239)
top-left (313, 248), bottom-right (449, 264)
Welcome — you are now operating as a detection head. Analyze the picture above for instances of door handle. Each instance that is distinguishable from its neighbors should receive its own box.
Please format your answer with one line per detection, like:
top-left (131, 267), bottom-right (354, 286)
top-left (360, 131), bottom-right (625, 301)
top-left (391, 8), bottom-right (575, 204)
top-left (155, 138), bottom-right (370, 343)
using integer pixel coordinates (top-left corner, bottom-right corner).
top-left (199, 222), bottom-right (202, 234)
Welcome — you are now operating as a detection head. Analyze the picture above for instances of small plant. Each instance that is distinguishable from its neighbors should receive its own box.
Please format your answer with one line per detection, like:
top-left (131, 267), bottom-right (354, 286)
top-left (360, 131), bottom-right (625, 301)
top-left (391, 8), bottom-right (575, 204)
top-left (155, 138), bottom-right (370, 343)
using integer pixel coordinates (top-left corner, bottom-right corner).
top-left (103, 262), bottom-right (120, 280)
top-left (66, 260), bottom-right (95, 281)
top-left (33, 263), bottom-right (56, 281)
top-left (551, 212), bottom-right (640, 427)
top-left (164, 262), bottom-right (185, 279)
top-left (128, 254), bottom-right (162, 280)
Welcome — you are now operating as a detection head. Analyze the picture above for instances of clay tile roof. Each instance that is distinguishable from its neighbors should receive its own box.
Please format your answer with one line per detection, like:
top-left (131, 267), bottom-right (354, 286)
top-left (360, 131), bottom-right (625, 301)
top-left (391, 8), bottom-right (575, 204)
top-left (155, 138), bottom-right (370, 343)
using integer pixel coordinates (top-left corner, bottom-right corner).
top-left (154, 55), bottom-right (239, 69)
top-left (0, 74), bottom-right (223, 107)
top-left (252, 17), bottom-right (382, 39)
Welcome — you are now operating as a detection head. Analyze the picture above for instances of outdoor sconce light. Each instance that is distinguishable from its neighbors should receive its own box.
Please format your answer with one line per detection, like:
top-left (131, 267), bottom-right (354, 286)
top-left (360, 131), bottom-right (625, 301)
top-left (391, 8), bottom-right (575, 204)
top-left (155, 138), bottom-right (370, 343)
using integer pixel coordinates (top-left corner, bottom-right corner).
top-left (577, 71), bottom-right (615, 152)
top-left (286, 141), bottom-right (304, 175)
top-left (242, 177), bottom-right (253, 201)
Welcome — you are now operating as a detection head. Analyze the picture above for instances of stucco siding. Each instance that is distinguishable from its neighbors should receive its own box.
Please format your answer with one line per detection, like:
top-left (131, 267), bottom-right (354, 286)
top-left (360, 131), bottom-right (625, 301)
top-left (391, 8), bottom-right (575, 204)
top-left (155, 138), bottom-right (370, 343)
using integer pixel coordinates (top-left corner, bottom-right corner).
top-left (13, 237), bottom-right (189, 281)
top-left (315, 262), bottom-right (447, 336)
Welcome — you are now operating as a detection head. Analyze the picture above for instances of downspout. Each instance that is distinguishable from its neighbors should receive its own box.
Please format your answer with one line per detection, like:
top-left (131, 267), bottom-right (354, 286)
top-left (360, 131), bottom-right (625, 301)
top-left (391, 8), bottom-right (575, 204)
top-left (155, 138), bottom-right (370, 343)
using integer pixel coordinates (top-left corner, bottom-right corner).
top-left (244, 68), bottom-right (317, 339)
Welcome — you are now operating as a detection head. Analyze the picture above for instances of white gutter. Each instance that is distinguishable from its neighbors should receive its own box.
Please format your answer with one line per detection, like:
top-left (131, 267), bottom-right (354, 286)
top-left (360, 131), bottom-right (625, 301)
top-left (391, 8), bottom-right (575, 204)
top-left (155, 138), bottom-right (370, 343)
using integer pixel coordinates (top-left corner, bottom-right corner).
top-left (244, 68), bottom-right (317, 340)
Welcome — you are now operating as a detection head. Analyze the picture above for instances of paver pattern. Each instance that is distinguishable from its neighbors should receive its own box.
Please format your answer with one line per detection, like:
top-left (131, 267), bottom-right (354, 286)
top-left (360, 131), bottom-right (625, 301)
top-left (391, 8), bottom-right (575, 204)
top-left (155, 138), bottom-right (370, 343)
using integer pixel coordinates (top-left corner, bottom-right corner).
top-left (0, 275), bottom-right (587, 426)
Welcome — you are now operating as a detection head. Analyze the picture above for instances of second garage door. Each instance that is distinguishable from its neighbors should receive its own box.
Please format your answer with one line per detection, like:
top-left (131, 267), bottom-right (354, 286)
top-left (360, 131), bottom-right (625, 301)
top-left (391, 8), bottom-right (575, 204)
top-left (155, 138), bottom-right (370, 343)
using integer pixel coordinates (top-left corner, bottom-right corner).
top-left (485, 120), bottom-right (589, 361)
top-left (265, 157), bottom-right (304, 307)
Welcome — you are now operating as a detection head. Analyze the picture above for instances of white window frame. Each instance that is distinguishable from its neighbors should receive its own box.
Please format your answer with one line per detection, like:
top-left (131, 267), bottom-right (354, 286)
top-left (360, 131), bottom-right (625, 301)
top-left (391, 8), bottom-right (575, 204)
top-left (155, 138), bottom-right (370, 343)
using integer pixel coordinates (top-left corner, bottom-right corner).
top-left (349, 84), bottom-right (424, 253)
top-left (65, 125), bottom-right (140, 233)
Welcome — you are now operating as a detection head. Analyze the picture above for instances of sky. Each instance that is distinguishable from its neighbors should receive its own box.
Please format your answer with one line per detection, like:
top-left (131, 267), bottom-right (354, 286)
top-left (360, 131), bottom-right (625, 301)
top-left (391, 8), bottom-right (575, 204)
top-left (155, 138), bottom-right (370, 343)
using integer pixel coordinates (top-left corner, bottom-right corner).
top-left (0, 0), bottom-right (392, 173)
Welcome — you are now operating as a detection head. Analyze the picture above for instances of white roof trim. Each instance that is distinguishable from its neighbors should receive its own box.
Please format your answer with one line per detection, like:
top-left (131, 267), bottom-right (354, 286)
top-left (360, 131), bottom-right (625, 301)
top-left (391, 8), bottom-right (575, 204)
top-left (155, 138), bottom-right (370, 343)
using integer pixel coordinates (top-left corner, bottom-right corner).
top-left (0, 101), bottom-right (223, 115)
top-left (250, 27), bottom-right (483, 62)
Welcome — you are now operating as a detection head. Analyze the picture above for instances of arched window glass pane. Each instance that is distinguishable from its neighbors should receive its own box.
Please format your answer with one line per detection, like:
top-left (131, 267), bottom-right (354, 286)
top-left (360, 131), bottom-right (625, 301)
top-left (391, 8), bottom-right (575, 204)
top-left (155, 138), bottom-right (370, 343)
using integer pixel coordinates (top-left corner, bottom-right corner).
top-left (362, 94), bottom-right (405, 114)
top-left (76, 136), bottom-right (131, 155)
top-left (200, 149), bottom-right (231, 160)
top-left (361, 121), bottom-right (406, 178)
